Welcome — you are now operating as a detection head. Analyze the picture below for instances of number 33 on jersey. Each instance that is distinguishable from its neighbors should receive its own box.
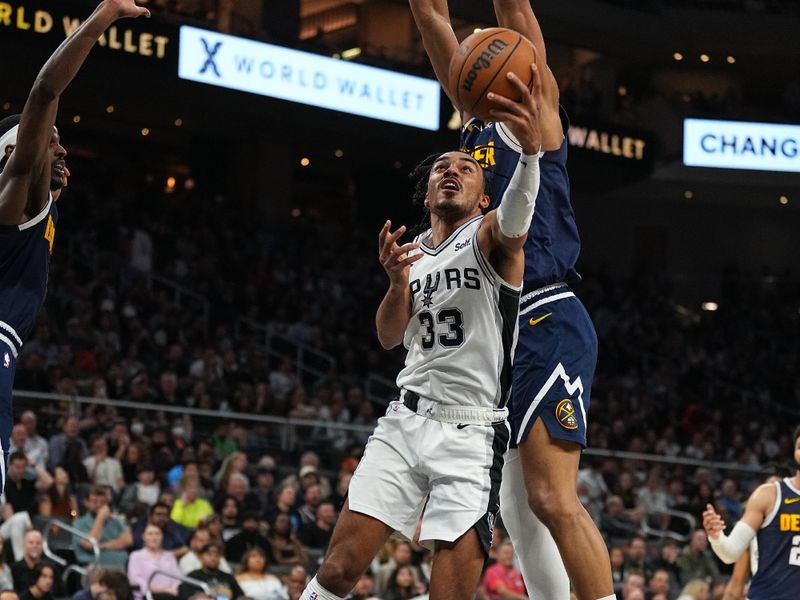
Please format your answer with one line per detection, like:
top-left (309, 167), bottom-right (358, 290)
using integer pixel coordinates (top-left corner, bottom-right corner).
top-left (396, 216), bottom-right (521, 411)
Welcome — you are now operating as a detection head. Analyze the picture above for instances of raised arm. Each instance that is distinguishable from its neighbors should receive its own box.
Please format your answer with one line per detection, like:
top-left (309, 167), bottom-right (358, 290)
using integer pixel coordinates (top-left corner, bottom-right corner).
top-left (0, 0), bottom-right (150, 225)
top-left (375, 222), bottom-right (422, 349)
top-left (408, 0), bottom-right (460, 104)
top-left (477, 64), bottom-right (543, 282)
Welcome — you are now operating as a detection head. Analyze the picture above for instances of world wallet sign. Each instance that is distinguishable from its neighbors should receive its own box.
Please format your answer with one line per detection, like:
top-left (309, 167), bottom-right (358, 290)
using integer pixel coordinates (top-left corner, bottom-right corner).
top-left (178, 26), bottom-right (441, 131)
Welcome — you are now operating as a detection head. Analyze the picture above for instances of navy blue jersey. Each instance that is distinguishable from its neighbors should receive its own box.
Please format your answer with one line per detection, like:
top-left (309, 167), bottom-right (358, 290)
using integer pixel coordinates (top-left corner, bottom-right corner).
top-left (748, 478), bottom-right (800, 600)
top-left (0, 197), bottom-right (57, 355)
top-left (461, 115), bottom-right (581, 292)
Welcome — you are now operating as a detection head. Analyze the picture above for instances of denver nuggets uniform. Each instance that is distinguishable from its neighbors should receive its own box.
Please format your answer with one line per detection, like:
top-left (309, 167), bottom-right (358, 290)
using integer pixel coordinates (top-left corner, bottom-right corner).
top-left (747, 478), bottom-right (800, 600)
top-left (462, 114), bottom-right (597, 448)
top-left (349, 216), bottom-right (519, 552)
top-left (0, 196), bottom-right (57, 492)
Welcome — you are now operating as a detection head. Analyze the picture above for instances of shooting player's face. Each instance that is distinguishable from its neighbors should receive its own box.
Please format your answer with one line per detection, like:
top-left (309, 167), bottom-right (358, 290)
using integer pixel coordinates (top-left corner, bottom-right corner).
top-left (425, 151), bottom-right (489, 220)
top-left (49, 130), bottom-right (67, 192)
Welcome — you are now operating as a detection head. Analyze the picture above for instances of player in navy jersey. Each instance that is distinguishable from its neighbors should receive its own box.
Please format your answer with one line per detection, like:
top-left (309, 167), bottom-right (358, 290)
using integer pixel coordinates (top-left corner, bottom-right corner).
top-left (704, 426), bottom-right (800, 600)
top-left (0, 0), bottom-right (150, 493)
top-left (409, 2), bottom-right (614, 599)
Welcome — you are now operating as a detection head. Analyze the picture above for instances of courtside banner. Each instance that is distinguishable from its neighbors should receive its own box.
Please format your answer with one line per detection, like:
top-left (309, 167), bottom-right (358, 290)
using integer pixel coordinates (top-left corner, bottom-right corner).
top-left (684, 118), bottom-right (800, 173)
top-left (178, 26), bottom-right (440, 130)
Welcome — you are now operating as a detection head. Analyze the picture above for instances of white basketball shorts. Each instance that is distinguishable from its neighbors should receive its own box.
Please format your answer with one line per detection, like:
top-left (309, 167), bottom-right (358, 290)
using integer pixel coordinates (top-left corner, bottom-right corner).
top-left (348, 398), bottom-right (510, 553)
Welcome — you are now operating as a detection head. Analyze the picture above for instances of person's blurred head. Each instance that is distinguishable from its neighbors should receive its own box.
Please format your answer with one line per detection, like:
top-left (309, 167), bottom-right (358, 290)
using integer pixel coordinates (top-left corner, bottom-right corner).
top-left (227, 473), bottom-right (249, 500)
top-left (272, 513), bottom-right (292, 537)
top-left (23, 530), bottom-right (43, 561)
top-left (148, 502), bottom-right (170, 529)
top-left (316, 502), bottom-right (337, 528)
top-left (648, 569), bottom-right (670, 595)
top-left (20, 411), bottom-right (38, 436)
top-left (277, 484), bottom-right (296, 508)
top-left (287, 566), bottom-right (307, 599)
top-left (393, 542), bottom-right (412, 566)
top-left (0, 590), bottom-right (20, 600)
top-left (182, 478), bottom-right (200, 502)
top-left (628, 536), bottom-right (646, 562)
top-left (137, 464), bottom-right (155, 486)
top-left (199, 543), bottom-right (223, 570)
top-left (303, 484), bottom-right (322, 508)
top-left (221, 496), bottom-right (240, 521)
top-left (7, 452), bottom-right (27, 482)
top-left (660, 539), bottom-right (679, 563)
top-left (622, 572), bottom-right (645, 599)
top-left (240, 547), bottom-right (267, 574)
top-left (142, 523), bottom-right (164, 552)
top-left (609, 547), bottom-right (624, 569)
top-left (31, 563), bottom-right (55, 594)
top-left (497, 542), bottom-right (516, 568)
top-left (390, 566), bottom-right (415, 591)
top-left (91, 435), bottom-right (108, 456)
top-left (10, 424), bottom-right (26, 448)
top-left (678, 579), bottom-right (709, 600)
top-left (189, 528), bottom-right (211, 552)
top-left (53, 465), bottom-right (70, 487)
top-left (241, 512), bottom-right (260, 532)
top-left (63, 416), bottom-right (79, 437)
top-left (689, 530), bottom-right (708, 554)
top-left (351, 572), bottom-right (374, 597)
top-left (99, 569), bottom-right (132, 600)
top-left (86, 487), bottom-right (110, 514)
top-left (605, 495), bottom-right (624, 516)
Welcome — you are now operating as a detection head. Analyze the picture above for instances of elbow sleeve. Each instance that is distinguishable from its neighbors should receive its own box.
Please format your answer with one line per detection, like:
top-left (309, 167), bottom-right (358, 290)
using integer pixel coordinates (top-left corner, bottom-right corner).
top-left (496, 152), bottom-right (542, 238)
top-left (709, 522), bottom-right (756, 564)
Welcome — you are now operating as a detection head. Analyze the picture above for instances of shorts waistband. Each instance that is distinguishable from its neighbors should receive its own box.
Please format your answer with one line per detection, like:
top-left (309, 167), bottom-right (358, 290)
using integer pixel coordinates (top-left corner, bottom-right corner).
top-left (400, 390), bottom-right (508, 425)
top-left (519, 282), bottom-right (575, 315)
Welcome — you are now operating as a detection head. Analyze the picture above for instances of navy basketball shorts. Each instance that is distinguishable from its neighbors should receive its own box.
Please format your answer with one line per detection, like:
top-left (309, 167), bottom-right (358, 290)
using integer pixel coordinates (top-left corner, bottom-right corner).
top-left (0, 341), bottom-right (15, 495)
top-left (509, 284), bottom-right (598, 448)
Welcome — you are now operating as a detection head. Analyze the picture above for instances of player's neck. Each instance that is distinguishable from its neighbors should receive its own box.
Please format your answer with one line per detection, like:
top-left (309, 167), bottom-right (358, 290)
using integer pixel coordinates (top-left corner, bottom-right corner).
top-left (429, 212), bottom-right (478, 248)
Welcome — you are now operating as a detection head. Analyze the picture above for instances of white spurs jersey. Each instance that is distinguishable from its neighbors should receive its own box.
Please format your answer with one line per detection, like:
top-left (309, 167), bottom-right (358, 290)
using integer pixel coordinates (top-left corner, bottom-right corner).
top-left (396, 216), bottom-right (521, 409)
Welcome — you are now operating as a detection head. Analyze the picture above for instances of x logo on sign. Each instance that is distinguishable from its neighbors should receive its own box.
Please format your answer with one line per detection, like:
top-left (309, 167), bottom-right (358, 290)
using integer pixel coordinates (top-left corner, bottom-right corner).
top-left (199, 38), bottom-right (222, 77)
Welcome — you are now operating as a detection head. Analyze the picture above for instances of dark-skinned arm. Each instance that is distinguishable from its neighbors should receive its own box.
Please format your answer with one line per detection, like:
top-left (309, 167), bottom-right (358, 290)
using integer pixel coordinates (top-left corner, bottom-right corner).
top-left (408, 0), bottom-right (460, 104)
top-left (0, 0), bottom-right (150, 225)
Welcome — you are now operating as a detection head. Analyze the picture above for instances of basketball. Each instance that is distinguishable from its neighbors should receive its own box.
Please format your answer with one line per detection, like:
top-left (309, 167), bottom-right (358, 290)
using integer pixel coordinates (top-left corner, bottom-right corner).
top-left (448, 27), bottom-right (536, 121)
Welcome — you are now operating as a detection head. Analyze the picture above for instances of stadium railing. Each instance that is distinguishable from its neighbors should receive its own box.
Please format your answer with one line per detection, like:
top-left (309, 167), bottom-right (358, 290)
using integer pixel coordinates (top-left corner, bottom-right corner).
top-left (43, 518), bottom-right (99, 584)
top-left (145, 570), bottom-right (210, 600)
top-left (13, 390), bottom-right (770, 475)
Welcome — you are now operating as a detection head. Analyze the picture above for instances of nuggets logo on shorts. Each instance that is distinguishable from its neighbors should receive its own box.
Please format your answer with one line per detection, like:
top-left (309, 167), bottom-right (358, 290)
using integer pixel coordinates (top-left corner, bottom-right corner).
top-left (555, 399), bottom-right (578, 430)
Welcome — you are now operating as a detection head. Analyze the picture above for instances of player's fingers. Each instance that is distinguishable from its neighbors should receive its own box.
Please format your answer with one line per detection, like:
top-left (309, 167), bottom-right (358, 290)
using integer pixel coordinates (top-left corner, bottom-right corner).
top-left (378, 220), bottom-right (391, 250)
top-left (486, 92), bottom-right (522, 114)
top-left (488, 109), bottom-right (520, 123)
top-left (390, 242), bottom-right (419, 259)
top-left (506, 71), bottom-right (532, 99)
top-left (392, 253), bottom-right (424, 270)
top-left (385, 225), bottom-right (407, 248)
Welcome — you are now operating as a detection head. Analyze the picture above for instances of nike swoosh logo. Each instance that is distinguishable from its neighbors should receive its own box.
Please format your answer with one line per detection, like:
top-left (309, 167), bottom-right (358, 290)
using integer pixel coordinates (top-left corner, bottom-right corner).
top-left (785, 498), bottom-right (800, 504)
top-left (529, 313), bottom-right (553, 326)
top-left (456, 424), bottom-right (469, 429)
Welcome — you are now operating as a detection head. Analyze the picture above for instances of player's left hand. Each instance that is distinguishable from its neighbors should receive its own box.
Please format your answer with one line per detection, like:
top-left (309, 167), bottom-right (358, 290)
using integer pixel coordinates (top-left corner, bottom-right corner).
top-left (702, 503), bottom-right (726, 540)
top-left (487, 62), bottom-right (543, 156)
top-left (103, 0), bottom-right (151, 19)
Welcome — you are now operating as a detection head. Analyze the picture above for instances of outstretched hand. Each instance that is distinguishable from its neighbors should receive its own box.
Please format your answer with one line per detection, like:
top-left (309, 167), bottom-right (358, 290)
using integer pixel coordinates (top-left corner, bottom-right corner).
top-left (379, 221), bottom-right (422, 290)
top-left (487, 60), bottom-right (543, 156)
top-left (103, 0), bottom-right (151, 19)
top-left (702, 503), bottom-right (726, 540)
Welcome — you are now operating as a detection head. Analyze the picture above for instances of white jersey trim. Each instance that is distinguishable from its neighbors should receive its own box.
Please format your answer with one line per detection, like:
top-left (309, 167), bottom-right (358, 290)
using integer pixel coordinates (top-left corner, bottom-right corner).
top-left (420, 215), bottom-right (483, 255)
top-left (785, 477), bottom-right (800, 496)
top-left (0, 321), bottom-right (22, 346)
top-left (0, 334), bottom-right (19, 358)
top-left (761, 481), bottom-right (782, 529)
top-left (18, 195), bottom-right (52, 231)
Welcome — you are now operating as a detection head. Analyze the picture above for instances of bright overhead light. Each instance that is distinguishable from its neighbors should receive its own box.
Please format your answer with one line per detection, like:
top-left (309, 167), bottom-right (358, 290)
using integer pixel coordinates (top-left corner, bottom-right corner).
top-left (700, 54), bottom-right (710, 63)
top-left (673, 52), bottom-right (683, 61)
top-left (106, 105), bottom-right (115, 114)
top-left (300, 157), bottom-right (310, 167)
top-left (684, 190), bottom-right (694, 199)
top-left (174, 118), bottom-right (183, 127)
top-left (141, 128), bottom-right (150, 137)
top-left (335, 149), bottom-right (344, 158)
top-left (701, 302), bottom-right (719, 312)
top-left (726, 55), bottom-right (736, 64)
top-left (779, 196), bottom-right (789, 205)
top-left (72, 115), bottom-right (81, 124)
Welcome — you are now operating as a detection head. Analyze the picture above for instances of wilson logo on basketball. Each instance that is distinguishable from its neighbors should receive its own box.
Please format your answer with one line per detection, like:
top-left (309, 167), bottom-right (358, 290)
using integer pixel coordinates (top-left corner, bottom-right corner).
top-left (461, 39), bottom-right (509, 93)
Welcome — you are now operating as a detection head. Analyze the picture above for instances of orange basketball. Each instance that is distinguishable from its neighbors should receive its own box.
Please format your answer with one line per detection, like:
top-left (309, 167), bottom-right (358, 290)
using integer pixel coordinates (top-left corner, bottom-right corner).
top-left (448, 27), bottom-right (536, 121)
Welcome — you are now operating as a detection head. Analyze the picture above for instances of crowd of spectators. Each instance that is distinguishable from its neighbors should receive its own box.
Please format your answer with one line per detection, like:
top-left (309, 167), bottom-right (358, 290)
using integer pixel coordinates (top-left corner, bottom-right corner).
top-left (1, 153), bottom-right (797, 600)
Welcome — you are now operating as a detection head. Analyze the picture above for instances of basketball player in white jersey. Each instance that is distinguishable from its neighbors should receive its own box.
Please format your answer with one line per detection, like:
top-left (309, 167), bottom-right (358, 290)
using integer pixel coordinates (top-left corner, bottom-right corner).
top-left (299, 66), bottom-right (545, 600)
